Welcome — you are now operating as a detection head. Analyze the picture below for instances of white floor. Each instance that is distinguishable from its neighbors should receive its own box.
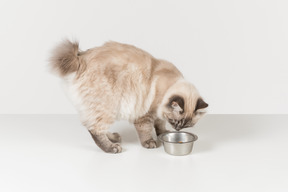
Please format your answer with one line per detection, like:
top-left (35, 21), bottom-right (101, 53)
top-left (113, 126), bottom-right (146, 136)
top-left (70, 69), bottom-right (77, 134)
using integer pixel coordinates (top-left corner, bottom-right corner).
top-left (0, 115), bottom-right (287, 192)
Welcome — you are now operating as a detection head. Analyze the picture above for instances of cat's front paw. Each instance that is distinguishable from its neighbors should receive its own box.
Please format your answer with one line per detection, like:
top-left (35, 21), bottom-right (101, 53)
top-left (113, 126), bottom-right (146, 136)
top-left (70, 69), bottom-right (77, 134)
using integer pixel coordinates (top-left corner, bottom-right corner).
top-left (107, 132), bottom-right (121, 143)
top-left (142, 139), bottom-right (157, 149)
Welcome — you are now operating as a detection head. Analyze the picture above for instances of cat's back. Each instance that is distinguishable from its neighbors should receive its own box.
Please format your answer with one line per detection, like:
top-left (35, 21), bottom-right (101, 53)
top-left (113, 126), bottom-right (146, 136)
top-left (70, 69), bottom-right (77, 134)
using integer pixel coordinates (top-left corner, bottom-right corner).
top-left (83, 41), bottom-right (154, 72)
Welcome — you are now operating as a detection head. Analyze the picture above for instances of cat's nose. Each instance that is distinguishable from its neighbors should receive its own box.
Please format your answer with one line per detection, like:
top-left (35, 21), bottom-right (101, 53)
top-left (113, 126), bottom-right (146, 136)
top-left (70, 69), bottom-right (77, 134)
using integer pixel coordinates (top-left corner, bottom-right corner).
top-left (175, 126), bottom-right (181, 131)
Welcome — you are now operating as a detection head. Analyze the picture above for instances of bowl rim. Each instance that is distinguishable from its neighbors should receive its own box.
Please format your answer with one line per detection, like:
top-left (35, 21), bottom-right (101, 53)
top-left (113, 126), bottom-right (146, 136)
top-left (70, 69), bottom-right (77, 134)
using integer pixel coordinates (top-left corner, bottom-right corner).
top-left (158, 131), bottom-right (198, 144)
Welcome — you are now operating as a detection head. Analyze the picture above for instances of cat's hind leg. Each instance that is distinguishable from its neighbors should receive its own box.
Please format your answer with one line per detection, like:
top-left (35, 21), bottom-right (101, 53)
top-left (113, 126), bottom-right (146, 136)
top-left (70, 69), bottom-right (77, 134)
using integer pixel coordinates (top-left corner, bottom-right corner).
top-left (85, 116), bottom-right (122, 153)
top-left (134, 114), bottom-right (157, 149)
top-left (89, 130), bottom-right (122, 153)
top-left (106, 132), bottom-right (121, 143)
top-left (80, 102), bottom-right (122, 153)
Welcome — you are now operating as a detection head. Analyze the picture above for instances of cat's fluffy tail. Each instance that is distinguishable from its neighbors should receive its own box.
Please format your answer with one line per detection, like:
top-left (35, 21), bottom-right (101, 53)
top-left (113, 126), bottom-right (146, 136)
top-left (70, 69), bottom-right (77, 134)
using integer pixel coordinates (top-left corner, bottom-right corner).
top-left (49, 39), bottom-right (80, 76)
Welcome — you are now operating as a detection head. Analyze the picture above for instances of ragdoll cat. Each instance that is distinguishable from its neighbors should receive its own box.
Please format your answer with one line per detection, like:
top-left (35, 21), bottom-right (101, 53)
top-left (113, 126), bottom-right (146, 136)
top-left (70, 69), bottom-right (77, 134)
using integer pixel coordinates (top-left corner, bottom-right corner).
top-left (49, 40), bottom-right (208, 153)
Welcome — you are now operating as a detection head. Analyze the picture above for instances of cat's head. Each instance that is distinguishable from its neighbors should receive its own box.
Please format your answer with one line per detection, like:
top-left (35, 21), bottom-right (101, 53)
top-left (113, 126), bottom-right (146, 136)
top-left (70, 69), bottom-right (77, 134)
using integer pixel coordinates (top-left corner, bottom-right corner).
top-left (158, 80), bottom-right (208, 131)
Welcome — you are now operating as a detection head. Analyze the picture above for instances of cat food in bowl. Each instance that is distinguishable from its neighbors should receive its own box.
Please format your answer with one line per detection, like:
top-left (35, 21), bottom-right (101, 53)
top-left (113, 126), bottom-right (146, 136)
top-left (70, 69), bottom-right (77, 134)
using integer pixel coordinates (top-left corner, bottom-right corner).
top-left (158, 131), bottom-right (198, 156)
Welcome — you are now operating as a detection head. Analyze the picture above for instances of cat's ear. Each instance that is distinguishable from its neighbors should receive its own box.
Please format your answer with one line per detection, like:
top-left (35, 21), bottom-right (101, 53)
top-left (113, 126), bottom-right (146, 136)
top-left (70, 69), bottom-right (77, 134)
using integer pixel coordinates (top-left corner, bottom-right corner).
top-left (195, 98), bottom-right (208, 111)
top-left (168, 96), bottom-right (184, 114)
top-left (194, 98), bottom-right (208, 119)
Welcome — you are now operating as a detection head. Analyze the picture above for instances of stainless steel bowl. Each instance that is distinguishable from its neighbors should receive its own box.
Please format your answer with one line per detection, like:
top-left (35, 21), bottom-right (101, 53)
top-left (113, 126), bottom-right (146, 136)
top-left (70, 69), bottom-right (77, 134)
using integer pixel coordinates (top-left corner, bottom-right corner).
top-left (158, 131), bottom-right (198, 156)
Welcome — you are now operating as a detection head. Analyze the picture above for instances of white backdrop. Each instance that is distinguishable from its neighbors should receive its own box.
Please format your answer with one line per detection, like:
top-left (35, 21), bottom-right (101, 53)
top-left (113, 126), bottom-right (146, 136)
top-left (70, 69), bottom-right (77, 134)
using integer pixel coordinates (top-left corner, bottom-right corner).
top-left (0, 0), bottom-right (287, 114)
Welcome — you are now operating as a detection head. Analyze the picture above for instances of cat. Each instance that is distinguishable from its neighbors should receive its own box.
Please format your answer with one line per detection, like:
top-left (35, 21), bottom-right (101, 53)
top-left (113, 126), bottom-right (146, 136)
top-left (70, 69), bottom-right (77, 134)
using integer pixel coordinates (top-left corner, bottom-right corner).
top-left (49, 40), bottom-right (208, 153)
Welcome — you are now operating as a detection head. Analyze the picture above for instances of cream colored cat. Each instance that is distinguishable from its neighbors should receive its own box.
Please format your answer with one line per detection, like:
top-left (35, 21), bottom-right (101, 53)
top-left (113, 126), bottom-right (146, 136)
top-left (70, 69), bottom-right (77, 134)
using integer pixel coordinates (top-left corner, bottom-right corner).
top-left (49, 40), bottom-right (208, 153)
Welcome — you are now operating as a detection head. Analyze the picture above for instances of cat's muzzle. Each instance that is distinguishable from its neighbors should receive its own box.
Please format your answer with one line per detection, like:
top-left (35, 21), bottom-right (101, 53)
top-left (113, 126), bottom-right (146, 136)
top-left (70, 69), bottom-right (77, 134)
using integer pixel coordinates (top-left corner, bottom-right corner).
top-left (174, 125), bottom-right (182, 131)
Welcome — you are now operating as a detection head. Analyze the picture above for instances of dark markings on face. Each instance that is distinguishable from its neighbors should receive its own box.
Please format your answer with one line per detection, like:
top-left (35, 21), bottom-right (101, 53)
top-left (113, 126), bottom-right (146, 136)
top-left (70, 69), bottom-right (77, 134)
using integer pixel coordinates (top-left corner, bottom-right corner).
top-left (183, 117), bottom-right (192, 128)
top-left (168, 117), bottom-right (192, 131)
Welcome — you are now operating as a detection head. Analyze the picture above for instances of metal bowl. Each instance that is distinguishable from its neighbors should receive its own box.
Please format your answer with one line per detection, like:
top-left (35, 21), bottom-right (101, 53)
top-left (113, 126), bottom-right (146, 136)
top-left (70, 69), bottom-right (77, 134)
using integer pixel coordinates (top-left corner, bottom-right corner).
top-left (158, 131), bottom-right (198, 156)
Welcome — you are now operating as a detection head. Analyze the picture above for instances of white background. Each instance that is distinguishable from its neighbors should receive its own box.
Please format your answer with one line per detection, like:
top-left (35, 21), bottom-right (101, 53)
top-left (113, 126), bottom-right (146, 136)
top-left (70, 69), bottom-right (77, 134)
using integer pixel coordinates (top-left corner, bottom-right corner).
top-left (1, 2), bottom-right (288, 191)
top-left (1, 0), bottom-right (288, 114)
